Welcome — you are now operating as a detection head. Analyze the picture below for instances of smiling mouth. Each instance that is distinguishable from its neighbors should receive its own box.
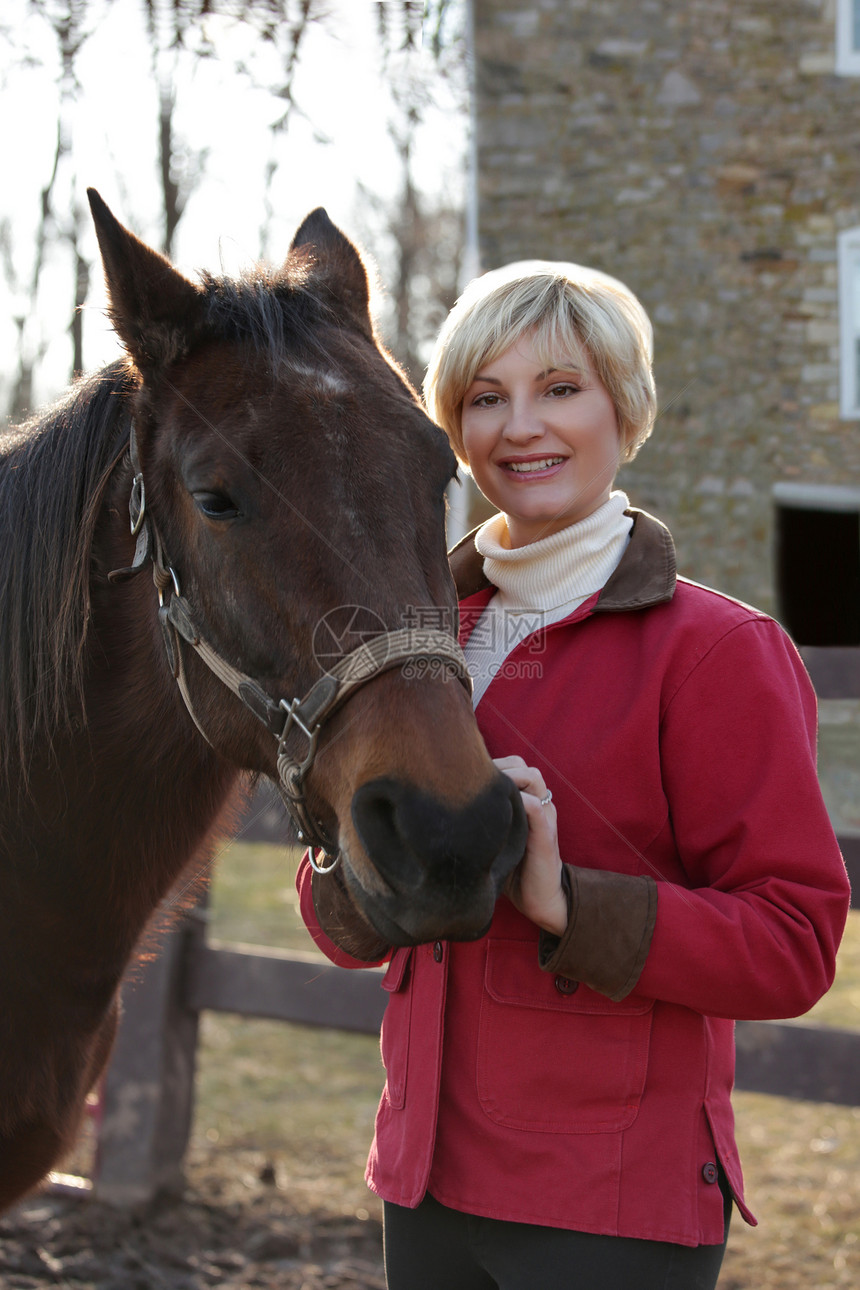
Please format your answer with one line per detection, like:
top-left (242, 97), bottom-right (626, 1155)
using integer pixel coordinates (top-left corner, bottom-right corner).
top-left (503, 457), bottom-right (566, 474)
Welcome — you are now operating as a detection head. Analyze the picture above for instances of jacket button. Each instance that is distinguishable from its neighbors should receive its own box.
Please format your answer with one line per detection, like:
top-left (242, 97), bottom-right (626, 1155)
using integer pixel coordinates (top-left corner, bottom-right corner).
top-left (554, 975), bottom-right (578, 995)
top-left (433, 941), bottom-right (444, 963)
top-left (702, 1162), bottom-right (719, 1185)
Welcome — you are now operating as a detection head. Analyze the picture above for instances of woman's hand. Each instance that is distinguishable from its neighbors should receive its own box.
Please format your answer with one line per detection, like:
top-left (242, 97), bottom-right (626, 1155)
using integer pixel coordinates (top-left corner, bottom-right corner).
top-left (494, 755), bottom-right (569, 936)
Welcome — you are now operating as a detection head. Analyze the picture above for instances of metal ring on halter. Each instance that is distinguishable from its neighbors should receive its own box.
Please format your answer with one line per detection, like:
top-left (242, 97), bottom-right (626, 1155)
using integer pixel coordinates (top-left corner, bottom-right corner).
top-left (307, 847), bottom-right (341, 875)
top-left (539, 790), bottom-right (553, 807)
top-left (157, 566), bottom-right (181, 608)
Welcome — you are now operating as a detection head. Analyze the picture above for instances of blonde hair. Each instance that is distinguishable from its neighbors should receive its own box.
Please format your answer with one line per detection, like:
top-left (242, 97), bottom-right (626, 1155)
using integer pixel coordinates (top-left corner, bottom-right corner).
top-left (423, 260), bottom-right (656, 465)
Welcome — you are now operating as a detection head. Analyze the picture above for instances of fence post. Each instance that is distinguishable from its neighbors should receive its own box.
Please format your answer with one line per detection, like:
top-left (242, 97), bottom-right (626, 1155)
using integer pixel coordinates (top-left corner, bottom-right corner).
top-left (94, 905), bottom-right (206, 1205)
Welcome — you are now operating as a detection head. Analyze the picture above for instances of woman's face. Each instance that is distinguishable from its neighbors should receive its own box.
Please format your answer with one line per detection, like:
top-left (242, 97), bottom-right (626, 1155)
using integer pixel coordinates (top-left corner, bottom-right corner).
top-left (460, 332), bottom-right (622, 548)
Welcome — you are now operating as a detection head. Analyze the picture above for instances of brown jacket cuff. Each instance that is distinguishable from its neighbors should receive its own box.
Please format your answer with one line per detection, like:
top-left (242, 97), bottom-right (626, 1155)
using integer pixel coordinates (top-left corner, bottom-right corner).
top-left (538, 866), bottom-right (658, 1001)
top-left (312, 867), bottom-right (391, 963)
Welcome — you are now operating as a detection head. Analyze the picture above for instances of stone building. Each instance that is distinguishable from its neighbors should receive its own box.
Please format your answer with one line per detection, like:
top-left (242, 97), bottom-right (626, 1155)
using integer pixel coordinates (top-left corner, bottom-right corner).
top-left (460, 0), bottom-right (860, 843)
top-left (465, 0), bottom-right (860, 625)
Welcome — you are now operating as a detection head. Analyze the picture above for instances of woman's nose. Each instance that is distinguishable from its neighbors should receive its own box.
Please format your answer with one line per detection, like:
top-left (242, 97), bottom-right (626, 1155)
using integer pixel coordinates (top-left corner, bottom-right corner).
top-left (503, 397), bottom-right (544, 442)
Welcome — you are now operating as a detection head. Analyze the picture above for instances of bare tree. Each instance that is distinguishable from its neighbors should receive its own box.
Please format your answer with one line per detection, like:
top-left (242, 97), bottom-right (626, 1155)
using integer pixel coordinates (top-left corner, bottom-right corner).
top-left (2, 0), bottom-right (98, 417)
top-left (140, 0), bottom-right (323, 258)
top-left (69, 214), bottom-right (91, 378)
top-left (360, 0), bottom-right (468, 386)
top-left (1, 0), bottom-right (328, 416)
top-left (1, 0), bottom-right (465, 417)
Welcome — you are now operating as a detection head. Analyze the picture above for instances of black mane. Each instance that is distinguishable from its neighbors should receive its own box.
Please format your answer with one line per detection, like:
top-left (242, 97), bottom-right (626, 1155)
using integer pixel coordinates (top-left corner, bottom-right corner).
top-left (0, 361), bottom-right (137, 781)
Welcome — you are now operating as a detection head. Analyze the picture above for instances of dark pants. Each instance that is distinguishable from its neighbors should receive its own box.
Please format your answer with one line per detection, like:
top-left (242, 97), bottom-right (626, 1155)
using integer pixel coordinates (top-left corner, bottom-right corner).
top-left (383, 1187), bottom-right (731, 1290)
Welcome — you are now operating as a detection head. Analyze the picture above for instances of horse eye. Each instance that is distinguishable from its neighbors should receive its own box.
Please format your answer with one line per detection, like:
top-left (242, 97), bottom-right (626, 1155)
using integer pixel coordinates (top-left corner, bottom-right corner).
top-left (193, 491), bottom-right (240, 521)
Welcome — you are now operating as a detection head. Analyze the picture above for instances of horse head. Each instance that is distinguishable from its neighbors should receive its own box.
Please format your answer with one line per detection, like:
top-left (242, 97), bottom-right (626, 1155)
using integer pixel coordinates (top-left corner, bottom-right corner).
top-left (88, 190), bottom-right (527, 946)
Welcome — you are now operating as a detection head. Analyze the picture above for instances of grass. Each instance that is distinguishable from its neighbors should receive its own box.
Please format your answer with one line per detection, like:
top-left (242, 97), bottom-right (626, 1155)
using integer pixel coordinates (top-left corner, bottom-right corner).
top-left (191, 1015), bottom-right (384, 1218)
top-left (723, 1094), bottom-right (860, 1288)
top-left (190, 838), bottom-right (860, 1286)
top-left (192, 841), bottom-right (385, 1220)
top-left (204, 840), bottom-right (309, 952)
top-left (804, 911), bottom-right (860, 1030)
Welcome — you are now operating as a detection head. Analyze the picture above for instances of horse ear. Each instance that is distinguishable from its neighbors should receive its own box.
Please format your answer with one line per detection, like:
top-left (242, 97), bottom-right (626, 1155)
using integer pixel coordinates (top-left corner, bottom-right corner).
top-left (289, 208), bottom-right (374, 340)
top-left (87, 188), bottom-right (205, 372)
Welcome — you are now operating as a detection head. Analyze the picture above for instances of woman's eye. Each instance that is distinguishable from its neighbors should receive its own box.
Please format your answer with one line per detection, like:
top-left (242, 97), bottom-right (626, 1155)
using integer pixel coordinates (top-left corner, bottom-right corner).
top-left (193, 491), bottom-right (240, 520)
top-left (473, 391), bottom-right (502, 407)
top-left (547, 382), bottom-right (578, 397)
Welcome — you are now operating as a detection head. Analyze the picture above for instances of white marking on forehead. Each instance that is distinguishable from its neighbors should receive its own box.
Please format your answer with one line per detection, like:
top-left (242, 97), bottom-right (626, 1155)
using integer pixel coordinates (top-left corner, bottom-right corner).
top-left (286, 358), bottom-right (351, 397)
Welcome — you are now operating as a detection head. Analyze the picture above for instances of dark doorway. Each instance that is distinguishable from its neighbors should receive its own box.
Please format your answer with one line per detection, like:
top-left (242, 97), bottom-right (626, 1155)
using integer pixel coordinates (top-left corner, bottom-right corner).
top-left (773, 484), bottom-right (860, 647)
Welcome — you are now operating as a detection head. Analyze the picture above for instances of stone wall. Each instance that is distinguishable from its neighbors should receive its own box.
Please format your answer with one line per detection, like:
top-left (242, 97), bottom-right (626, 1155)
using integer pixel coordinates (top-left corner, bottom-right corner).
top-left (471, 0), bottom-right (860, 612)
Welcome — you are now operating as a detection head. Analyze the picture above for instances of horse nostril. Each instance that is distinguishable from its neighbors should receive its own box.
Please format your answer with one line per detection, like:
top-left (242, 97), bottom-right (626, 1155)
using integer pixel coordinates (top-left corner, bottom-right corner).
top-left (351, 782), bottom-right (424, 890)
top-left (351, 775), bottom-right (525, 897)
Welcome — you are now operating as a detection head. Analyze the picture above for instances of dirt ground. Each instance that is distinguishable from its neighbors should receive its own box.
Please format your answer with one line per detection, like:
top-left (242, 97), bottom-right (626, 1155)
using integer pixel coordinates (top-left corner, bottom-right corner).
top-left (0, 1160), bottom-right (386, 1290)
top-left (2, 1137), bottom-right (859, 1290)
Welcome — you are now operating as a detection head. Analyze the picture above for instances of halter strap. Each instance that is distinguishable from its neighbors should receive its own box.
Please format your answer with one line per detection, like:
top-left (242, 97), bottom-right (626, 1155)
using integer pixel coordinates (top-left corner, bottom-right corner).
top-left (109, 429), bottom-right (472, 867)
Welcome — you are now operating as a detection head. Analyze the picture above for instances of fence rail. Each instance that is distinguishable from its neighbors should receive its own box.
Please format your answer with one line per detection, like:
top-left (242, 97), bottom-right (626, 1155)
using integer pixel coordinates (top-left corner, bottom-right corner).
top-left (186, 940), bottom-right (386, 1034)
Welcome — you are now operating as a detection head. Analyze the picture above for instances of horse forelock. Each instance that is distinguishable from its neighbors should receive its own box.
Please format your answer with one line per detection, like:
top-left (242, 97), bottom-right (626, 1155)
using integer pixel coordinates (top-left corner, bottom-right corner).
top-left (195, 260), bottom-right (396, 395)
top-left (198, 266), bottom-right (334, 366)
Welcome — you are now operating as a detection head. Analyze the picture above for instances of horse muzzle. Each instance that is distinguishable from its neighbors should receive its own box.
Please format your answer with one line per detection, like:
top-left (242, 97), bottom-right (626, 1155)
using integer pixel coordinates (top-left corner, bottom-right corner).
top-left (345, 773), bottom-right (528, 945)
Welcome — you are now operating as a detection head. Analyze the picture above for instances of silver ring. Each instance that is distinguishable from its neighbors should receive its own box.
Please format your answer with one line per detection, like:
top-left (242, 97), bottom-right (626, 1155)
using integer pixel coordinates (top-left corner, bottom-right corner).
top-left (307, 846), bottom-right (341, 874)
top-left (539, 790), bottom-right (552, 807)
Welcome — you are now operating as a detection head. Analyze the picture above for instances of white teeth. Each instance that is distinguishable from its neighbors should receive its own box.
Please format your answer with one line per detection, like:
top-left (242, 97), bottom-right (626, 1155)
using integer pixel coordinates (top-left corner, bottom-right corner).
top-left (506, 457), bottom-right (564, 473)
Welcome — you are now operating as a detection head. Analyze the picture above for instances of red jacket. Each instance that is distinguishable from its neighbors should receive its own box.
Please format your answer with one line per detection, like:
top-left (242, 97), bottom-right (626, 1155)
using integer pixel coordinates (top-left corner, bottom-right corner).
top-left (297, 510), bottom-right (849, 1246)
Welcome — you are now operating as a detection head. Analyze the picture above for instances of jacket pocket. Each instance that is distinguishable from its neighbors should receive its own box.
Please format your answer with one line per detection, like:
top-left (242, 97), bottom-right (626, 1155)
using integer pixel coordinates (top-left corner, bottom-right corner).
top-left (477, 939), bottom-right (654, 1134)
top-left (380, 947), bottom-right (413, 1109)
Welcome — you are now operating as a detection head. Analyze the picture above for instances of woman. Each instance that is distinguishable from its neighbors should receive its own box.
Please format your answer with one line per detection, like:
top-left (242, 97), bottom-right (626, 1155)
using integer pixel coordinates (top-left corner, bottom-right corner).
top-left (297, 260), bottom-right (850, 1289)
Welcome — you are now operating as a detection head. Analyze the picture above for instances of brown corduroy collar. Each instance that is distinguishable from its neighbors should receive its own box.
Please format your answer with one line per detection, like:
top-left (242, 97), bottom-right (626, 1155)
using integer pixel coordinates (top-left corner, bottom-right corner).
top-left (448, 508), bottom-right (677, 613)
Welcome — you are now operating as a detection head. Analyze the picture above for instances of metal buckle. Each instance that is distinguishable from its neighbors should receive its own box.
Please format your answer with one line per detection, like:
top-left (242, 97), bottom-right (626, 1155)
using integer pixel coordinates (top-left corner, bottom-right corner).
top-left (129, 473), bottom-right (146, 535)
top-left (277, 697), bottom-right (320, 777)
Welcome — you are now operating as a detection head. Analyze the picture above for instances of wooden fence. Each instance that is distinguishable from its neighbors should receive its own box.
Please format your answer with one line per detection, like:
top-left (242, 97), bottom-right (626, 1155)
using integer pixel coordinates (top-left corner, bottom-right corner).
top-left (74, 647), bottom-right (860, 1205)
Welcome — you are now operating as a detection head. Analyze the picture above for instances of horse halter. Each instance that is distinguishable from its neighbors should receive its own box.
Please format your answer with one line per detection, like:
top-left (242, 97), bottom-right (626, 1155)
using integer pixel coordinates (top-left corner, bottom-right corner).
top-left (109, 427), bottom-right (473, 872)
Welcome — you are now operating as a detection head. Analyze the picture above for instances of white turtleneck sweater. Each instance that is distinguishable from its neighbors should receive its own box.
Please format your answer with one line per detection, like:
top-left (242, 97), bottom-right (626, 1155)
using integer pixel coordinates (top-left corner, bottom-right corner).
top-left (464, 491), bottom-right (633, 707)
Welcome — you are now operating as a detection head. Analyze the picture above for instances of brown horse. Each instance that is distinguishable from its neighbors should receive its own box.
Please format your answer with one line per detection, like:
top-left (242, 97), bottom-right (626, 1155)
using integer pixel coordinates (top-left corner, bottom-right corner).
top-left (0, 192), bottom-right (526, 1210)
